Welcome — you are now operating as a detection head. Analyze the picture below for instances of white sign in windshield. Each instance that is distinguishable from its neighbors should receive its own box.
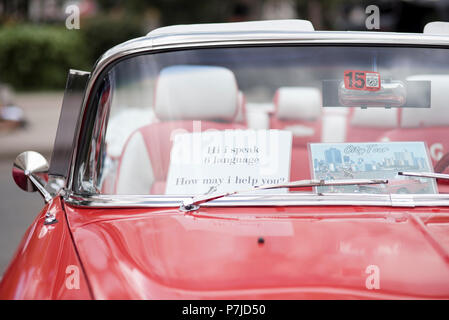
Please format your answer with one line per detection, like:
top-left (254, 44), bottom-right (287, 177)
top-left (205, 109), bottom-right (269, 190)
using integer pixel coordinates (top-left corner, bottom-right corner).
top-left (165, 129), bottom-right (292, 195)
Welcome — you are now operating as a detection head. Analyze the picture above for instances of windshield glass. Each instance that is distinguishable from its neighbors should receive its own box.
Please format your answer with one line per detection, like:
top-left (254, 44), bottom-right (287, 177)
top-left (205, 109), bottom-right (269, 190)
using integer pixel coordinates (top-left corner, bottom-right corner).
top-left (75, 45), bottom-right (449, 197)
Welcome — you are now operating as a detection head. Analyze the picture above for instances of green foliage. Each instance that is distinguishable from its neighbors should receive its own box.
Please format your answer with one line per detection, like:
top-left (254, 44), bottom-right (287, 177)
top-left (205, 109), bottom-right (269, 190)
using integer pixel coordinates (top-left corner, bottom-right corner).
top-left (0, 25), bottom-right (89, 90)
top-left (81, 15), bottom-right (144, 64)
top-left (0, 16), bottom-right (144, 90)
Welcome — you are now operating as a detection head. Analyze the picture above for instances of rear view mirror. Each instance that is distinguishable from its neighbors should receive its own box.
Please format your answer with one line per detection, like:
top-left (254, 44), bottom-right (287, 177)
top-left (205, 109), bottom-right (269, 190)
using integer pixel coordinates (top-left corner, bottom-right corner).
top-left (322, 79), bottom-right (430, 108)
top-left (339, 80), bottom-right (406, 108)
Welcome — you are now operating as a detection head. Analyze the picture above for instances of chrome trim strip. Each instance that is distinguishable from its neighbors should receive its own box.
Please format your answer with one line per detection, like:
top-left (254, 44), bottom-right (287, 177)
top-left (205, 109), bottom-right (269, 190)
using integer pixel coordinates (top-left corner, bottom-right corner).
top-left (65, 192), bottom-right (449, 208)
top-left (181, 178), bottom-right (388, 212)
top-left (390, 194), bottom-right (415, 207)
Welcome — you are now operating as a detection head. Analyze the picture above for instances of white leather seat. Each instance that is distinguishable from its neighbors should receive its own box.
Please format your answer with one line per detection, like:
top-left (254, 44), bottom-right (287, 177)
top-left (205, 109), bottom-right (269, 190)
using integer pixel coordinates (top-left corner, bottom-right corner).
top-left (154, 65), bottom-right (238, 121)
top-left (115, 65), bottom-right (241, 194)
top-left (379, 75), bottom-right (449, 163)
top-left (401, 75), bottom-right (449, 128)
top-left (270, 87), bottom-right (322, 147)
top-left (116, 131), bottom-right (155, 194)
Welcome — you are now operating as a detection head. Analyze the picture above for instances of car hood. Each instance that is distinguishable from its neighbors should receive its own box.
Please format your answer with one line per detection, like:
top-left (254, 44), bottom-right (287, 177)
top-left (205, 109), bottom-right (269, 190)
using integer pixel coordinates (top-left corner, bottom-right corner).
top-left (65, 205), bottom-right (449, 299)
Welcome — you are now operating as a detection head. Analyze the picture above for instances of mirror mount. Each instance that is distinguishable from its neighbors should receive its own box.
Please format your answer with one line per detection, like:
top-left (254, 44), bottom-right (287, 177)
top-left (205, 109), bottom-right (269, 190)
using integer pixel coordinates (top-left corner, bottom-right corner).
top-left (12, 151), bottom-right (53, 203)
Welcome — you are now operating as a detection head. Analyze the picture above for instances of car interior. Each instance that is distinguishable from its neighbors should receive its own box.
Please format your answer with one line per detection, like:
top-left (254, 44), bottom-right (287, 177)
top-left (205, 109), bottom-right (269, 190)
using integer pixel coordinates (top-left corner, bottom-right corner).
top-left (98, 62), bottom-right (449, 195)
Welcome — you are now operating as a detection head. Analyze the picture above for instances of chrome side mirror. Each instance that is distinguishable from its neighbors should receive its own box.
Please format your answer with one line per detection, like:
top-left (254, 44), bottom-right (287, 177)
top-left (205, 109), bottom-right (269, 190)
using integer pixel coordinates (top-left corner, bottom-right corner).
top-left (12, 151), bottom-right (52, 202)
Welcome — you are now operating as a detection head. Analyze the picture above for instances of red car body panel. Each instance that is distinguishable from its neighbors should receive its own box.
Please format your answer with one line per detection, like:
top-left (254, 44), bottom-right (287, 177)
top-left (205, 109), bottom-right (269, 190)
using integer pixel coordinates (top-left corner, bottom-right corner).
top-left (0, 197), bottom-right (91, 299)
top-left (48, 204), bottom-right (449, 299)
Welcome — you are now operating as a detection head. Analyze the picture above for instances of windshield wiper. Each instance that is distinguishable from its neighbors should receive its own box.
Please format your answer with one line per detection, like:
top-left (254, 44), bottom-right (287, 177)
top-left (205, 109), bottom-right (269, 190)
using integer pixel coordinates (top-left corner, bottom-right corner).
top-left (399, 171), bottom-right (449, 180)
top-left (180, 178), bottom-right (388, 212)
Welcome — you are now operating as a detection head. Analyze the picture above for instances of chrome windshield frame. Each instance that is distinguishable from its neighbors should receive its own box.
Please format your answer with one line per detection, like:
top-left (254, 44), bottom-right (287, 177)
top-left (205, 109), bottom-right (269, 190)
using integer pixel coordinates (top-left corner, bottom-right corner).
top-left (66, 30), bottom-right (449, 208)
top-left (65, 192), bottom-right (449, 208)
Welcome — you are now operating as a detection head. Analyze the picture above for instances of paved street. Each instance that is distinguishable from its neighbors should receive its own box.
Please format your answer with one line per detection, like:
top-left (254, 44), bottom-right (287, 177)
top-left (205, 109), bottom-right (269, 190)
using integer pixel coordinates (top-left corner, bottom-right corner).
top-left (0, 92), bottom-right (62, 275)
top-left (0, 92), bottom-right (63, 159)
top-left (0, 158), bottom-right (46, 275)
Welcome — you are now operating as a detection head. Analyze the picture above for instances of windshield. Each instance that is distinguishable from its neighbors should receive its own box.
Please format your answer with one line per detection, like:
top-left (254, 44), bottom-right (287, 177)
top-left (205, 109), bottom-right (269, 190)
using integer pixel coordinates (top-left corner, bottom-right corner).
top-left (75, 45), bottom-right (449, 197)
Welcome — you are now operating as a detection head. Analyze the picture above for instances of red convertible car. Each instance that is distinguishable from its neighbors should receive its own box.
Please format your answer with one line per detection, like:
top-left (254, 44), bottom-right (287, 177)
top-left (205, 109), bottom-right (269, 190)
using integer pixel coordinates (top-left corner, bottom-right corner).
top-left (2, 20), bottom-right (449, 299)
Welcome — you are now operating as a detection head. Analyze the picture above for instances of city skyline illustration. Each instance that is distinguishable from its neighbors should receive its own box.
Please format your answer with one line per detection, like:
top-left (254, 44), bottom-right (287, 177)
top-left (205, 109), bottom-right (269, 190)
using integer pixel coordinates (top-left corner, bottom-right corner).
top-left (310, 142), bottom-right (431, 172)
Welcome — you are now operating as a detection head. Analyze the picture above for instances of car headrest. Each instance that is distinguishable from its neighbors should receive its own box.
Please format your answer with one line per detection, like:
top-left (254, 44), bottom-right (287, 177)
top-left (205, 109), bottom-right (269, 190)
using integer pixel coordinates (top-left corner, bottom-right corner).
top-left (401, 75), bottom-right (449, 127)
top-left (274, 87), bottom-right (322, 121)
top-left (154, 65), bottom-right (238, 121)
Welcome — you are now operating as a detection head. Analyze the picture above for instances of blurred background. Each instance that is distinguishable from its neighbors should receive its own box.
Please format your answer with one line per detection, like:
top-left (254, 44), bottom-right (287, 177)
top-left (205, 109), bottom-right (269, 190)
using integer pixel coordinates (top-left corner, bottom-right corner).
top-left (1, 0), bottom-right (449, 275)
